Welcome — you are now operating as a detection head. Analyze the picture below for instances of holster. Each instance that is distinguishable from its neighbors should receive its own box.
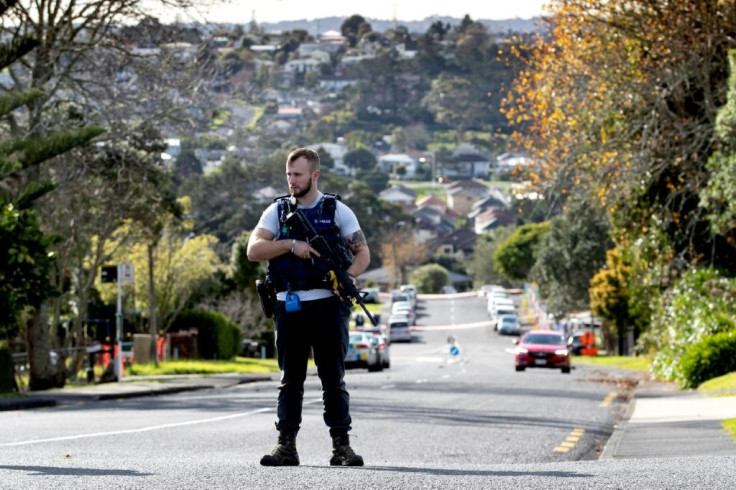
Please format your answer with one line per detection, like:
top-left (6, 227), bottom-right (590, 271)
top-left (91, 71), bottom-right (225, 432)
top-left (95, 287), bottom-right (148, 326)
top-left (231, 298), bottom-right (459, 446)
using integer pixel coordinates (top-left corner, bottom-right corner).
top-left (256, 279), bottom-right (277, 318)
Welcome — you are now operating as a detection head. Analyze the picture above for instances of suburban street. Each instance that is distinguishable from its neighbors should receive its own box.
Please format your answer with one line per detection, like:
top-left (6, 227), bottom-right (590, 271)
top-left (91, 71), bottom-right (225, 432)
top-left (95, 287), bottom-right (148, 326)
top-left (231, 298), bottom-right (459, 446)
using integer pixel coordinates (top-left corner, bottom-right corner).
top-left (1, 294), bottom-right (734, 489)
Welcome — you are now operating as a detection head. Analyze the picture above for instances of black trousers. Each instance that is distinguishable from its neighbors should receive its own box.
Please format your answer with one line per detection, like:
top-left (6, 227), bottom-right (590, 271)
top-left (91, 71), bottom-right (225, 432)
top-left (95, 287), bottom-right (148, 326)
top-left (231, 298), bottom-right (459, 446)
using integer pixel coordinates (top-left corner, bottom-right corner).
top-left (273, 295), bottom-right (352, 433)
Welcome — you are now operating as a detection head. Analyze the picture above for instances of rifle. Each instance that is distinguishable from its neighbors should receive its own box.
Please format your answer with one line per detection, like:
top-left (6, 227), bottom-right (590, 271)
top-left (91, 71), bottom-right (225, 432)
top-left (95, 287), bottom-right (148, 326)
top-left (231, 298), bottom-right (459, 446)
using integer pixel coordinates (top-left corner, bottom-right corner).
top-left (284, 209), bottom-right (377, 326)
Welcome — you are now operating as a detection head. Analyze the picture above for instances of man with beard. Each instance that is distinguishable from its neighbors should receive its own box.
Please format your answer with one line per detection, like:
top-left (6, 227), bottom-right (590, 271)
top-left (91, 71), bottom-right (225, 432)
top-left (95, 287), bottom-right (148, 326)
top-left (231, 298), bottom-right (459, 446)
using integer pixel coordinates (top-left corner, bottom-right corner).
top-left (247, 147), bottom-right (370, 467)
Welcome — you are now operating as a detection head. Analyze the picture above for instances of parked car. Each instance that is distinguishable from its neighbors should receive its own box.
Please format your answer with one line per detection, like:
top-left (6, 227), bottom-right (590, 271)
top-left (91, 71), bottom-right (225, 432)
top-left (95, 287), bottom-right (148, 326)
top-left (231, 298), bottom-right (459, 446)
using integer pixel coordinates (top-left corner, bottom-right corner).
top-left (496, 314), bottom-right (521, 335)
top-left (359, 287), bottom-right (380, 303)
top-left (514, 331), bottom-right (571, 373)
top-left (400, 284), bottom-right (417, 306)
top-left (390, 290), bottom-right (411, 305)
top-left (387, 315), bottom-right (412, 342)
top-left (489, 303), bottom-right (517, 326)
top-left (391, 301), bottom-right (415, 325)
top-left (346, 331), bottom-right (382, 371)
top-left (368, 332), bottom-right (390, 369)
top-left (441, 285), bottom-right (458, 294)
top-left (478, 284), bottom-right (502, 297)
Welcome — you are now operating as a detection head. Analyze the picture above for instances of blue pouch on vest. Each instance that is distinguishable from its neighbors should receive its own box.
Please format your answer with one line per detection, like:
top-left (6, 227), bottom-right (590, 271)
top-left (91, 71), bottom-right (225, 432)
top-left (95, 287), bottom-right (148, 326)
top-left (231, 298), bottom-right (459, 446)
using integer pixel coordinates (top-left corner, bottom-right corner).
top-left (285, 291), bottom-right (302, 313)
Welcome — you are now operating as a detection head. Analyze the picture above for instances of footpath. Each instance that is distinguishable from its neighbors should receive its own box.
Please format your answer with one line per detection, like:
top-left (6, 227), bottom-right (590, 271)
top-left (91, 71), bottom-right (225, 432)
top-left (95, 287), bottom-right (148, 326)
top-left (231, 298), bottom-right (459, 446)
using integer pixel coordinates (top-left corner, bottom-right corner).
top-left (1, 371), bottom-right (734, 459)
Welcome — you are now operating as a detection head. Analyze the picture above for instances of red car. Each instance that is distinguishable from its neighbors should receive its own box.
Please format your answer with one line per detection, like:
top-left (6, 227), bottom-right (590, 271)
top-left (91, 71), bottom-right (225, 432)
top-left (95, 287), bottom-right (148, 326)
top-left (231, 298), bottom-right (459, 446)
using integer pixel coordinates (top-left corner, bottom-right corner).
top-left (514, 330), bottom-right (571, 373)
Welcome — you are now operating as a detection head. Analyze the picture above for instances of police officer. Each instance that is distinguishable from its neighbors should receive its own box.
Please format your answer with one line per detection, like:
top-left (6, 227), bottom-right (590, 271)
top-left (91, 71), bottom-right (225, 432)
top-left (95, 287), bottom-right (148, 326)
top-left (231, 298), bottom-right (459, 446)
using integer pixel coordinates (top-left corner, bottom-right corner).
top-left (247, 148), bottom-right (370, 467)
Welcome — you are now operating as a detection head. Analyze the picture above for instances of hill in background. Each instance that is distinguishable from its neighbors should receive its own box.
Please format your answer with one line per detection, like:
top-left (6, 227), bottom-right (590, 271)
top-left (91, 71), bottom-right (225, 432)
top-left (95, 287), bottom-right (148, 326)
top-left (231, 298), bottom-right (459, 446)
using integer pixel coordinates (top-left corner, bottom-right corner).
top-left (253, 15), bottom-right (543, 35)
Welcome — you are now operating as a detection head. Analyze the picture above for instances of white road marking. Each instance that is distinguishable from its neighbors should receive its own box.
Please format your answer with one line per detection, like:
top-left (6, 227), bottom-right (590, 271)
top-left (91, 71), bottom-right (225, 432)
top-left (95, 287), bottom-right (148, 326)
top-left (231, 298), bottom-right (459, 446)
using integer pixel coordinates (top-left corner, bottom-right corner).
top-left (412, 321), bottom-right (492, 331)
top-left (0, 398), bottom-right (322, 448)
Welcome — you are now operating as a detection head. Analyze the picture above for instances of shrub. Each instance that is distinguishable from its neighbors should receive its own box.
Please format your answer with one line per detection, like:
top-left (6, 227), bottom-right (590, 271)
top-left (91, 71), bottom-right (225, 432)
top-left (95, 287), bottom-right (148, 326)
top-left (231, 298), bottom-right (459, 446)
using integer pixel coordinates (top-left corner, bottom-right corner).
top-left (645, 267), bottom-right (736, 381)
top-left (170, 310), bottom-right (241, 360)
top-left (409, 263), bottom-right (449, 293)
top-left (677, 331), bottom-right (736, 389)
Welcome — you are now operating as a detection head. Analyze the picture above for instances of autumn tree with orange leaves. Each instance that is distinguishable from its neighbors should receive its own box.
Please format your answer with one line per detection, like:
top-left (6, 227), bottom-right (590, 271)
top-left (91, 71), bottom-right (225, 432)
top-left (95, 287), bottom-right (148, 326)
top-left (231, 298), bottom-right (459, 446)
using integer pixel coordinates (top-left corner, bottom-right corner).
top-left (504, 0), bottom-right (736, 285)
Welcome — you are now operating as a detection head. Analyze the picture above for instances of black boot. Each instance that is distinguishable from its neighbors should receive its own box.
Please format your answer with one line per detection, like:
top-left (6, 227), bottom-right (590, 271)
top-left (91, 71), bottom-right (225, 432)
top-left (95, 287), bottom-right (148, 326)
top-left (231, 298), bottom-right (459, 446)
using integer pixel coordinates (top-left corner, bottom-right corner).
top-left (329, 430), bottom-right (364, 466)
top-left (260, 430), bottom-right (299, 466)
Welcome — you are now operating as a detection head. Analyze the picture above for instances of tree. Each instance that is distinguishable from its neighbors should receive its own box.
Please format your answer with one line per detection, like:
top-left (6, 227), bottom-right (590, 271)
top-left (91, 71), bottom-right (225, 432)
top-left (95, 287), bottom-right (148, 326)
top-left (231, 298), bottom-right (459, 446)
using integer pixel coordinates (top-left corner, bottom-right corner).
top-left (466, 226), bottom-right (515, 287)
top-left (315, 146), bottom-right (335, 170)
top-left (589, 246), bottom-right (635, 353)
top-left (341, 14), bottom-right (372, 47)
top-left (343, 148), bottom-right (377, 173)
top-left (494, 221), bottom-right (550, 282)
top-left (504, 0), bottom-right (736, 279)
top-left (380, 226), bottom-right (429, 287)
top-left (0, 3), bottom-right (104, 389)
top-left (99, 201), bottom-right (222, 335)
top-left (701, 49), bottom-right (736, 250)
top-left (173, 149), bottom-right (203, 187)
top-left (532, 200), bottom-right (612, 318)
top-left (409, 263), bottom-right (450, 294)
top-left (228, 231), bottom-right (261, 294)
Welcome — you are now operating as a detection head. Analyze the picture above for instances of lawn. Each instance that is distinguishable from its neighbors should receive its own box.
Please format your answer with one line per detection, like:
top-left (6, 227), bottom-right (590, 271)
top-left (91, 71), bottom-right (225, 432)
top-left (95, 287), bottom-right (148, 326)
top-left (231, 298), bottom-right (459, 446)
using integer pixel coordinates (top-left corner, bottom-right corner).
top-left (127, 357), bottom-right (280, 376)
top-left (571, 355), bottom-right (651, 372)
top-left (698, 371), bottom-right (736, 396)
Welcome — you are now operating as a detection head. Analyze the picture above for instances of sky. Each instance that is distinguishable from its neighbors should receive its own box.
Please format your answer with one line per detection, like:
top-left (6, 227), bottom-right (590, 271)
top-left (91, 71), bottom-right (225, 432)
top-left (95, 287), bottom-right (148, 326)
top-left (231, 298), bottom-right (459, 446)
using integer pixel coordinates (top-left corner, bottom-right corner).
top-left (160, 0), bottom-right (548, 24)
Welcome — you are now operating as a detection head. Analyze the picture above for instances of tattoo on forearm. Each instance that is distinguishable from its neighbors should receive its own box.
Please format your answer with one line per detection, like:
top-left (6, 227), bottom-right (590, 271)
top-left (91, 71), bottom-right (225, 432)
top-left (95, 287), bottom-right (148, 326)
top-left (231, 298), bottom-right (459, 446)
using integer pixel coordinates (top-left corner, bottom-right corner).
top-left (347, 230), bottom-right (366, 249)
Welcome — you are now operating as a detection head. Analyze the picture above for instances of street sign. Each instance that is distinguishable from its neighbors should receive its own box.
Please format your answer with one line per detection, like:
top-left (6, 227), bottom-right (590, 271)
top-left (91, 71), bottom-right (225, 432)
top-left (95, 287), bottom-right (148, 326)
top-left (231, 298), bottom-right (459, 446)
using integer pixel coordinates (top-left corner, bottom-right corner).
top-left (119, 263), bottom-right (134, 283)
top-left (101, 266), bottom-right (117, 283)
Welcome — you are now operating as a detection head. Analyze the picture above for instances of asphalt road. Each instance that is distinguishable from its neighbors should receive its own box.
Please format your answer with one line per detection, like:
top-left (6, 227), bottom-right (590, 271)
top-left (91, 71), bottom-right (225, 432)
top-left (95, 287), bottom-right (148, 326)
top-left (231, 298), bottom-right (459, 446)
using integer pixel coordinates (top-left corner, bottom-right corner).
top-left (1, 294), bottom-right (734, 489)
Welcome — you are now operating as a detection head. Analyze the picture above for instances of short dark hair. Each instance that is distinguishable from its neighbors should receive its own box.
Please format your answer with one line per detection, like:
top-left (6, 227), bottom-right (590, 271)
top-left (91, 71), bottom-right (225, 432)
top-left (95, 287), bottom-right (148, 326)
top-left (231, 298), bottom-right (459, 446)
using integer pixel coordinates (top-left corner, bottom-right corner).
top-left (287, 148), bottom-right (320, 172)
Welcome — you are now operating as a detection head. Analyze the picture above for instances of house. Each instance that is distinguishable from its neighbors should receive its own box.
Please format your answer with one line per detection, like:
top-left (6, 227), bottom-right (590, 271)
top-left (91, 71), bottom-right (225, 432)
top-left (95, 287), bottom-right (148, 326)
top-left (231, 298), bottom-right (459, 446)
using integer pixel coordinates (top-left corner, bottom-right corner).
top-left (377, 153), bottom-right (419, 179)
top-left (415, 195), bottom-right (447, 214)
top-left (318, 30), bottom-right (348, 46)
top-left (432, 228), bottom-right (478, 259)
top-left (473, 208), bottom-right (516, 234)
top-left (496, 152), bottom-right (533, 175)
top-left (308, 141), bottom-right (350, 176)
top-left (377, 184), bottom-right (417, 210)
top-left (283, 57), bottom-right (322, 74)
top-left (453, 143), bottom-right (492, 179)
top-left (446, 180), bottom-right (489, 215)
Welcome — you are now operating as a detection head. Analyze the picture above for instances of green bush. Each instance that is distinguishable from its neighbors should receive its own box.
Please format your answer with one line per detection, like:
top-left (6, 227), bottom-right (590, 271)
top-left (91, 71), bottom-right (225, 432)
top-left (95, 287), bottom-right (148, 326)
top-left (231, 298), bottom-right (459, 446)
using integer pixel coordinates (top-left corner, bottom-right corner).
top-left (646, 267), bottom-right (736, 382)
top-left (409, 263), bottom-right (449, 293)
top-left (170, 310), bottom-right (241, 360)
top-left (677, 331), bottom-right (736, 389)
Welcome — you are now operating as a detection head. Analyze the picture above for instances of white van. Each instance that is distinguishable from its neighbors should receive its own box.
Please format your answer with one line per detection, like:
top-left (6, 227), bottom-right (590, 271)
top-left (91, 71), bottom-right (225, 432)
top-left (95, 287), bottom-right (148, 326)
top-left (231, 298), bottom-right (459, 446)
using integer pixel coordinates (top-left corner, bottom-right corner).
top-left (387, 316), bottom-right (412, 342)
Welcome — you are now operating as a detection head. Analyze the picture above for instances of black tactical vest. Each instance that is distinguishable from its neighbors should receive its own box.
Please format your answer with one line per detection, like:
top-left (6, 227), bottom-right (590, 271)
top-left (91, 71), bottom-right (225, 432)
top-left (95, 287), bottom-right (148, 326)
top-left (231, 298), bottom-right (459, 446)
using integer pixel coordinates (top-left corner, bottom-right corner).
top-left (266, 194), bottom-right (349, 291)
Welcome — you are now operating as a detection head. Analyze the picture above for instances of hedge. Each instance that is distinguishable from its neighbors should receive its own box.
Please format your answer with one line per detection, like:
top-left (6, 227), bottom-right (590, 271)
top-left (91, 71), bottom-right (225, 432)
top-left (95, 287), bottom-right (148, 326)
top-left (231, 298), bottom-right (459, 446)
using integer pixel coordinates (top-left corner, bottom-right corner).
top-left (678, 331), bottom-right (736, 389)
top-left (170, 310), bottom-right (241, 360)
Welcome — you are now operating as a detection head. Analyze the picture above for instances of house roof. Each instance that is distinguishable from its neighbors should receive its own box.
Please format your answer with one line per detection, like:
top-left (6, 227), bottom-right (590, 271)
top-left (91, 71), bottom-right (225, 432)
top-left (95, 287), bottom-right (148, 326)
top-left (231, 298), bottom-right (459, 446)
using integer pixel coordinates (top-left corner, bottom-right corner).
top-left (475, 208), bottom-right (515, 225)
top-left (378, 153), bottom-right (416, 164)
top-left (416, 195), bottom-right (447, 209)
top-left (379, 184), bottom-right (417, 199)
top-left (436, 228), bottom-right (478, 251)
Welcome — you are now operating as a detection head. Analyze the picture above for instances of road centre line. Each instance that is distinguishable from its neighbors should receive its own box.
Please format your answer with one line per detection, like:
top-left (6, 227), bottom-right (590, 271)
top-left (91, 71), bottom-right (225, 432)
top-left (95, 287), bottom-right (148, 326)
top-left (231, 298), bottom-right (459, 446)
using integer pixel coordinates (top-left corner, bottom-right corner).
top-left (411, 321), bottom-right (492, 331)
top-left (0, 398), bottom-right (320, 448)
top-left (600, 392), bottom-right (617, 407)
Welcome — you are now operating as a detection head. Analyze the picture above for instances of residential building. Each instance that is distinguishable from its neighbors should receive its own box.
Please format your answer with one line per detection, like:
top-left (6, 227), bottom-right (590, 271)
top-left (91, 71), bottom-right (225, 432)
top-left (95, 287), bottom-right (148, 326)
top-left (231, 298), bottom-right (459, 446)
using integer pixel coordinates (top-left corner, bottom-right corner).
top-left (378, 184), bottom-right (417, 210)
top-left (446, 180), bottom-right (489, 215)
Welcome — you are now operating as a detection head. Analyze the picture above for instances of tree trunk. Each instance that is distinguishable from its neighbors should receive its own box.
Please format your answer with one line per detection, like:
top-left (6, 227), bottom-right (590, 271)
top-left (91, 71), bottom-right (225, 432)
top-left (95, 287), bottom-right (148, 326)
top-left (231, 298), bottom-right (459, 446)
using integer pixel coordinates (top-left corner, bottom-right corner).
top-left (27, 303), bottom-right (65, 390)
top-left (148, 243), bottom-right (158, 366)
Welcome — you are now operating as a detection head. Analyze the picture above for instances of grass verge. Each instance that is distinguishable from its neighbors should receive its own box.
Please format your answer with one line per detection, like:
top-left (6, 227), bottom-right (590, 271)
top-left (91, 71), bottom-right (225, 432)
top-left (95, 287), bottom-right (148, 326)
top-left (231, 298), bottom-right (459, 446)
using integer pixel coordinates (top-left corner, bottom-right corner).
top-left (723, 419), bottom-right (736, 441)
top-left (0, 392), bottom-right (23, 399)
top-left (572, 355), bottom-right (651, 372)
top-left (698, 371), bottom-right (736, 396)
top-left (127, 357), bottom-right (280, 376)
